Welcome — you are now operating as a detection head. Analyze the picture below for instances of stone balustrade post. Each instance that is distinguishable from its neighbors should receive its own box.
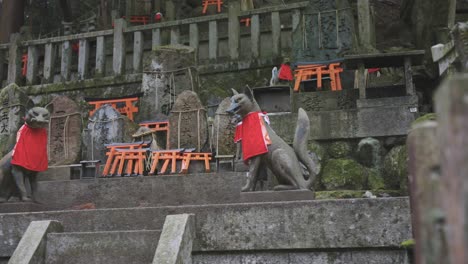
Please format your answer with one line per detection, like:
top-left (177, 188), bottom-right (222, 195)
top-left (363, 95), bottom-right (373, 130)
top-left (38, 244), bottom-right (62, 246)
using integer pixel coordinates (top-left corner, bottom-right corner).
top-left (78, 39), bottom-right (90, 80)
top-left (251, 14), bottom-right (260, 59)
top-left (208, 21), bottom-right (218, 60)
top-left (26, 45), bottom-right (39, 85)
top-left (43, 43), bottom-right (56, 83)
top-left (113, 18), bottom-right (127, 75)
top-left (95, 36), bottom-right (106, 76)
top-left (228, 1), bottom-right (240, 60)
top-left (7, 33), bottom-right (21, 85)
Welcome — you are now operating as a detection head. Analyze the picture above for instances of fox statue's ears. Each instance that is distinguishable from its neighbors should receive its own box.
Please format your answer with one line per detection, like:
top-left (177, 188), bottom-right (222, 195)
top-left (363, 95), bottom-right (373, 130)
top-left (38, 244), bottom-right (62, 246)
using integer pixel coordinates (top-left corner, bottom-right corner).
top-left (243, 85), bottom-right (254, 100)
top-left (231, 88), bottom-right (239, 95)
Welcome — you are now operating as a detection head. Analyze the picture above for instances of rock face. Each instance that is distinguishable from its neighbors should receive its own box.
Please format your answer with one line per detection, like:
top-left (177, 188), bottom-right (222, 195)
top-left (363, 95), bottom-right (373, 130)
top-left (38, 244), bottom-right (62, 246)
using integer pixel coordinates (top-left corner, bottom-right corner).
top-left (328, 141), bottom-right (352, 159)
top-left (47, 96), bottom-right (82, 165)
top-left (83, 105), bottom-right (138, 162)
top-left (140, 45), bottom-right (198, 121)
top-left (382, 145), bottom-right (408, 190)
top-left (0, 83), bottom-right (31, 157)
top-left (213, 98), bottom-right (236, 155)
top-left (357, 137), bottom-right (381, 168)
top-left (322, 159), bottom-right (366, 190)
top-left (169, 91), bottom-right (208, 151)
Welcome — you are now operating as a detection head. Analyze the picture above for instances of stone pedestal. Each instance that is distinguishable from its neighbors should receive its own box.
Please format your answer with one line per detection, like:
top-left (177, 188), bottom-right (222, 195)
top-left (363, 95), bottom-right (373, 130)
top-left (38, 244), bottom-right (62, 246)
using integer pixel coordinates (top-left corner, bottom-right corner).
top-left (140, 45), bottom-right (198, 122)
top-left (240, 190), bottom-right (315, 203)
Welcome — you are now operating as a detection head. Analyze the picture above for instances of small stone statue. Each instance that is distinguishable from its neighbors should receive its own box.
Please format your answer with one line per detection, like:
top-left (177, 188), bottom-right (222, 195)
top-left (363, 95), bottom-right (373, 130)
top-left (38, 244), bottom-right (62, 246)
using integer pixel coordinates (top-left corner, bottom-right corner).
top-left (0, 107), bottom-right (50, 202)
top-left (227, 87), bottom-right (317, 192)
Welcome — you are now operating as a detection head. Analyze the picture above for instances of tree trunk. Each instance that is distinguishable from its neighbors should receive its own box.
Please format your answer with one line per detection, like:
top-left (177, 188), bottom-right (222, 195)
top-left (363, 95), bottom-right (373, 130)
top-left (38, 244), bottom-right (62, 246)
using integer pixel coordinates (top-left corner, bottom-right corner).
top-left (0, 0), bottom-right (25, 43)
top-left (59, 0), bottom-right (73, 22)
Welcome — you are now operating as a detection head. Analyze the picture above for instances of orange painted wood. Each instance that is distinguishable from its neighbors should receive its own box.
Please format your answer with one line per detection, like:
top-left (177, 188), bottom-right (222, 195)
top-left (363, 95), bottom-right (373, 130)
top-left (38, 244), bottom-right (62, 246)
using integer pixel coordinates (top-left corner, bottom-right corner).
top-left (181, 152), bottom-right (212, 173)
top-left (202, 0), bottom-right (223, 14)
top-left (88, 97), bottom-right (139, 121)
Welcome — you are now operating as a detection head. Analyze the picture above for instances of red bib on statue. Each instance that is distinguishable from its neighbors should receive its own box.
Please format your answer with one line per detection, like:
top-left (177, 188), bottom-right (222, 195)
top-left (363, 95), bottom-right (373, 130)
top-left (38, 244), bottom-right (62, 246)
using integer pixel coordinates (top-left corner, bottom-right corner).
top-left (11, 124), bottom-right (48, 172)
top-left (234, 112), bottom-right (271, 162)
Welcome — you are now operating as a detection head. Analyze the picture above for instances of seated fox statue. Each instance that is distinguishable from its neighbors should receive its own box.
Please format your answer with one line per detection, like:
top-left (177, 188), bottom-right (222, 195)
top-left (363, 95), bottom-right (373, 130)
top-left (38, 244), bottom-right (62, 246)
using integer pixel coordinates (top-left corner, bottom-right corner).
top-left (0, 107), bottom-right (50, 202)
top-left (227, 87), bottom-right (317, 192)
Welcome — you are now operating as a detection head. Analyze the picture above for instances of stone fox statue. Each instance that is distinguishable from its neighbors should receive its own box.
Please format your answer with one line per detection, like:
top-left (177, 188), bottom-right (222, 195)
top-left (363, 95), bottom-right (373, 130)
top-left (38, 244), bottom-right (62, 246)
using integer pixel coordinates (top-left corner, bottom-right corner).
top-left (227, 87), bottom-right (317, 192)
top-left (0, 107), bottom-right (50, 202)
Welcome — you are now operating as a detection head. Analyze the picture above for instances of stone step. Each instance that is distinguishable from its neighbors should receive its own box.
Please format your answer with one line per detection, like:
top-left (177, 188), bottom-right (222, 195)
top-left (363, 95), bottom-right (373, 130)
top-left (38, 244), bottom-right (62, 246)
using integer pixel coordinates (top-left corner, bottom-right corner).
top-left (0, 198), bottom-right (411, 258)
top-left (46, 230), bottom-right (160, 264)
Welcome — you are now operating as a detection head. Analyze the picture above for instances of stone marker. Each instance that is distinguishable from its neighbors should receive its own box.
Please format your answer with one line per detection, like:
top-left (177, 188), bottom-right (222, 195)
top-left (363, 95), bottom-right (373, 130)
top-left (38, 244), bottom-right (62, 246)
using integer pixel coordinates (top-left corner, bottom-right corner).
top-left (213, 98), bottom-right (236, 155)
top-left (357, 137), bottom-right (381, 168)
top-left (47, 96), bottom-right (82, 165)
top-left (169, 91), bottom-right (208, 151)
top-left (153, 214), bottom-right (195, 264)
top-left (9, 220), bottom-right (63, 264)
top-left (83, 105), bottom-right (138, 162)
top-left (0, 83), bottom-right (30, 157)
top-left (140, 45), bottom-right (198, 122)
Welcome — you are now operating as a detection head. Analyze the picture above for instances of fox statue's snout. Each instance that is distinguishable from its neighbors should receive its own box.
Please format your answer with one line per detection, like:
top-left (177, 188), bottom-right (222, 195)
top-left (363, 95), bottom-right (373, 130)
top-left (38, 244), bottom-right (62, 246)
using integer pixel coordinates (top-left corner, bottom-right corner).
top-left (226, 101), bottom-right (240, 115)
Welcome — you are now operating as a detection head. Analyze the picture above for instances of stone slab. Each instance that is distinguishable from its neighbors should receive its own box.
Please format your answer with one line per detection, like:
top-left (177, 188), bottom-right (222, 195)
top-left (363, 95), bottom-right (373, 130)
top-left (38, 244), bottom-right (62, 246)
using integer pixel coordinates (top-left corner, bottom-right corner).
top-left (193, 249), bottom-right (409, 264)
top-left (46, 230), bottom-right (160, 264)
top-left (9, 220), bottom-right (63, 264)
top-left (240, 190), bottom-right (315, 203)
top-left (0, 198), bottom-right (411, 257)
top-left (153, 214), bottom-right (194, 264)
top-left (0, 203), bottom-right (51, 214)
top-left (37, 166), bottom-right (71, 182)
top-left (33, 172), bottom-right (244, 210)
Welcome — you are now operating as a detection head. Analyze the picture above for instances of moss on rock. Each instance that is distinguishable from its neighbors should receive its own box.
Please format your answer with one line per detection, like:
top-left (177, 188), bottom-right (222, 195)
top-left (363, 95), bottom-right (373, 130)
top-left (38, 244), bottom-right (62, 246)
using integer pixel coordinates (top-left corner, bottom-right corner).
top-left (321, 159), bottom-right (367, 190)
top-left (412, 113), bottom-right (436, 127)
top-left (366, 168), bottom-right (385, 190)
top-left (328, 141), bottom-right (352, 159)
top-left (383, 145), bottom-right (408, 190)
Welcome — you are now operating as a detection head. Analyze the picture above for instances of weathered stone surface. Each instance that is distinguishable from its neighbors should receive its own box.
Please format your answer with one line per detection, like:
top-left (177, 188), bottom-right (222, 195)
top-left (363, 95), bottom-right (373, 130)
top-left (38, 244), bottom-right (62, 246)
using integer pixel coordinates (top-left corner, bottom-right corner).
top-left (213, 98), bottom-right (236, 155)
top-left (322, 159), bottom-right (366, 190)
top-left (383, 145), bottom-right (408, 190)
top-left (0, 203), bottom-right (50, 214)
top-left (140, 45), bottom-right (198, 121)
top-left (33, 172), bottom-right (244, 210)
top-left (357, 137), bottom-right (382, 168)
top-left (169, 91), bottom-right (208, 151)
top-left (153, 214), bottom-right (195, 264)
top-left (240, 190), bottom-right (315, 203)
top-left (47, 96), bottom-right (82, 165)
top-left (0, 83), bottom-right (30, 157)
top-left (9, 220), bottom-right (63, 264)
top-left (0, 198), bottom-right (411, 257)
top-left (328, 141), bottom-right (352, 158)
top-left (46, 230), bottom-right (160, 264)
top-left (83, 105), bottom-right (138, 162)
top-left (193, 249), bottom-right (408, 264)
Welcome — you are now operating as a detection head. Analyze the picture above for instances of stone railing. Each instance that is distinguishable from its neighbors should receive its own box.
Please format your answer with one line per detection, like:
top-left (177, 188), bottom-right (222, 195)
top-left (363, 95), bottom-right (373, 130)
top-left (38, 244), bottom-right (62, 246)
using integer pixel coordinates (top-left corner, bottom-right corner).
top-left (0, 2), bottom-right (308, 88)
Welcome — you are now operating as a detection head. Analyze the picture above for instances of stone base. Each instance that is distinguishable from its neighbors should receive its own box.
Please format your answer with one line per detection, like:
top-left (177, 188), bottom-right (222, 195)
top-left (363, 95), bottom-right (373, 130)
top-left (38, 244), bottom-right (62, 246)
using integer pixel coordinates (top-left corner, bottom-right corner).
top-left (0, 202), bottom-right (50, 213)
top-left (37, 166), bottom-right (72, 181)
top-left (240, 190), bottom-right (315, 203)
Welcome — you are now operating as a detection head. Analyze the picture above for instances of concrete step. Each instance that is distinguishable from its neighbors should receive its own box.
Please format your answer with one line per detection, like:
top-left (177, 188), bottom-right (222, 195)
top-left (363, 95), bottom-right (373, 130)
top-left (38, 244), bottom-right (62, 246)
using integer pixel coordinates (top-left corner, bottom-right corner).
top-left (0, 198), bottom-right (411, 259)
top-left (46, 230), bottom-right (160, 264)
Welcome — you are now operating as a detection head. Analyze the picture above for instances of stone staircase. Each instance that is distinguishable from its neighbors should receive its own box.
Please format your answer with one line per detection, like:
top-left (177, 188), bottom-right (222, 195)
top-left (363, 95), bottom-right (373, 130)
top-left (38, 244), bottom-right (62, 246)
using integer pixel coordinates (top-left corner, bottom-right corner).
top-left (46, 230), bottom-right (160, 264)
top-left (0, 173), bottom-right (412, 264)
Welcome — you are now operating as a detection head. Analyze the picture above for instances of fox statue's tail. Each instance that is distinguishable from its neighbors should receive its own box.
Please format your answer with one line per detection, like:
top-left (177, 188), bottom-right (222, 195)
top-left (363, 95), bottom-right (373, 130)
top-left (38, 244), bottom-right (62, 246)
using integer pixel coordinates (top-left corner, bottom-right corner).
top-left (293, 108), bottom-right (316, 189)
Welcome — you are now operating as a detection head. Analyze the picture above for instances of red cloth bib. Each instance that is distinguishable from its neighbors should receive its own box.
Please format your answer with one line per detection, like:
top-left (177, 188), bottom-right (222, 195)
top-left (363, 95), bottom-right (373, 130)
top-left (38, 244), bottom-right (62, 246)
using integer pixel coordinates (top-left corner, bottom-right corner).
top-left (234, 112), bottom-right (271, 162)
top-left (278, 64), bottom-right (293, 81)
top-left (11, 124), bottom-right (48, 172)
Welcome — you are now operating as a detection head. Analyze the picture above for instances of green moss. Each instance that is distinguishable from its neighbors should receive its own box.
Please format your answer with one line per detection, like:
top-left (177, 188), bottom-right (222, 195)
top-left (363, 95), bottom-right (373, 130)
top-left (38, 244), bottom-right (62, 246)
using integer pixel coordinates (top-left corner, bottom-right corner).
top-left (400, 239), bottom-right (415, 248)
top-left (328, 141), bottom-right (352, 159)
top-left (383, 145), bottom-right (408, 190)
top-left (308, 141), bottom-right (328, 162)
top-left (367, 168), bottom-right (385, 190)
top-left (412, 113), bottom-right (436, 127)
top-left (321, 159), bottom-right (366, 190)
top-left (316, 190), bottom-right (365, 199)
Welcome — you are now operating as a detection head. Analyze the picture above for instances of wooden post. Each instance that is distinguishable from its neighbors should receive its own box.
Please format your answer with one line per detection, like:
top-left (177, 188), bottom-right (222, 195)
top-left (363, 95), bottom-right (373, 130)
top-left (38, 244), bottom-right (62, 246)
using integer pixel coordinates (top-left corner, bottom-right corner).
top-left (133, 31), bottom-right (143, 72)
top-left (43, 43), bottom-right (56, 83)
top-left (208, 21), bottom-right (218, 60)
top-left (113, 18), bottom-right (127, 75)
top-left (404, 57), bottom-right (415, 96)
top-left (250, 14), bottom-right (260, 59)
top-left (271, 11), bottom-right (281, 57)
top-left (95, 36), bottom-right (106, 76)
top-left (78, 39), bottom-right (90, 80)
top-left (228, 1), bottom-right (240, 60)
top-left (189, 23), bottom-right (199, 51)
top-left (26, 46), bottom-right (39, 85)
top-left (152, 28), bottom-right (161, 49)
top-left (7, 33), bottom-right (21, 85)
top-left (435, 75), bottom-right (468, 264)
top-left (408, 121), bottom-right (444, 264)
top-left (60, 40), bottom-right (72, 81)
